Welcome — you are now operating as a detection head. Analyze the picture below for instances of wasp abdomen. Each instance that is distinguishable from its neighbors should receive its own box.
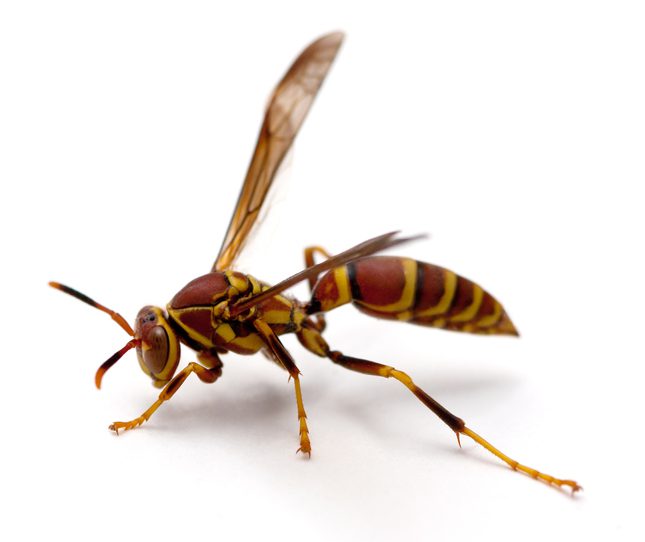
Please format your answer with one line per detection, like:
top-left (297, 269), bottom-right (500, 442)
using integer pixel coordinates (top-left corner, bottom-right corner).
top-left (309, 256), bottom-right (517, 335)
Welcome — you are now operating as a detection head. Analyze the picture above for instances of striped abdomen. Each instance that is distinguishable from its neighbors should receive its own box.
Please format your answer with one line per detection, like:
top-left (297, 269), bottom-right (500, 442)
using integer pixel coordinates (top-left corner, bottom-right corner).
top-left (308, 256), bottom-right (517, 335)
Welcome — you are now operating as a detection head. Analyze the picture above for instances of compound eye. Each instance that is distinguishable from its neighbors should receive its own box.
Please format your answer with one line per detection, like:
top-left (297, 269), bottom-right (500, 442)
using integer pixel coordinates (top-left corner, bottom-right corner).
top-left (142, 325), bottom-right (170, 374)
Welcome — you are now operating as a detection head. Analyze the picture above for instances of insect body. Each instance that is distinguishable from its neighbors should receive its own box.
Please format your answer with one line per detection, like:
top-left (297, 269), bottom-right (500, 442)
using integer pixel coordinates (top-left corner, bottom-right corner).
top-left (50, 33), bottom-right (580, 492)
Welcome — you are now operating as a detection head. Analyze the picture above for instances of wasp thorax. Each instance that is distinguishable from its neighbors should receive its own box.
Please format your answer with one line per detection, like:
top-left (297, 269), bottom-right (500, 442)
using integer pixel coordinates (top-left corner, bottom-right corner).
top-left (134, 306), bottom-right (181, 388)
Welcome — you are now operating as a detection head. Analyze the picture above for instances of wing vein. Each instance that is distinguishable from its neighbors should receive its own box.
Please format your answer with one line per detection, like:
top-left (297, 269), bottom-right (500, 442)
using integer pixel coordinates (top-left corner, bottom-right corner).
top-left (212, 32), bottom-right (344, 271)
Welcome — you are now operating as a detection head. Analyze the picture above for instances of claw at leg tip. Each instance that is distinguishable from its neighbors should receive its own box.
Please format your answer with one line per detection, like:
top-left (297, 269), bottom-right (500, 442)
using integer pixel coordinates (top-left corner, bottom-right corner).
top-left (296, 447), bottom-right (312, 458)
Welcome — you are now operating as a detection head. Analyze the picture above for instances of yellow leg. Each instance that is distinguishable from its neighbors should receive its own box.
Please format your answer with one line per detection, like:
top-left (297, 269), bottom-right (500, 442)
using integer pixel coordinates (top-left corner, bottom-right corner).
top-left (254, 318), bottom-right (311, 455)
top-left (304, 245), bottom-right (333, 291)
top-left (461, 428), bottom-right (579, 489)
top-left (326, 349), bottom-right (581, 493)
top-left (109, 361), bottom-right (222, 434)
top-left (304, 245), bottom-right (333, 332)
top-left (292, 373), bottom-right (311, 455)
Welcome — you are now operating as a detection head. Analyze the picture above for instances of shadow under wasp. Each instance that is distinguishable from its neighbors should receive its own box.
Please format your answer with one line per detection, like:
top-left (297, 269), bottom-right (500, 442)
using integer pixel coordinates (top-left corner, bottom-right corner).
top-left (50, 32), bottom-right (580, 492)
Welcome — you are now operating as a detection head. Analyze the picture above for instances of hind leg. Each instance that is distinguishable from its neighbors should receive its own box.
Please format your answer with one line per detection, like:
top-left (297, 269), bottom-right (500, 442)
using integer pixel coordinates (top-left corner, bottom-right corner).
top-left (326, 349), bottom-right (580, 491)
top-left (296, 321), bottom-right (581, 492)
top-left (303, 245), bottom-right (332, 331)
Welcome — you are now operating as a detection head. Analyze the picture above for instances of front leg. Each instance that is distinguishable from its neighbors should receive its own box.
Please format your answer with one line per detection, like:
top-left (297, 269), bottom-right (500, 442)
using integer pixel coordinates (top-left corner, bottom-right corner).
top-left (110, 355), bottom-right (222, 434)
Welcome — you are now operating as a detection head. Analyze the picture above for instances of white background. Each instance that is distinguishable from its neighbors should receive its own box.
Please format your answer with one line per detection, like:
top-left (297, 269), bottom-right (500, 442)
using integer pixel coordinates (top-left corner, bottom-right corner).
top-left (1, 1), bottom-right (643, 540)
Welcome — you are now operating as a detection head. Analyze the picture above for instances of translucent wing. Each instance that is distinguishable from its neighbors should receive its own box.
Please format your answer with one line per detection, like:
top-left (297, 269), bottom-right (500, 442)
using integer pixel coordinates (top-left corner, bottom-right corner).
top-left (212, 32), bottom-right (344, 271)
top-left (229, 232), bottom-right (426, 317)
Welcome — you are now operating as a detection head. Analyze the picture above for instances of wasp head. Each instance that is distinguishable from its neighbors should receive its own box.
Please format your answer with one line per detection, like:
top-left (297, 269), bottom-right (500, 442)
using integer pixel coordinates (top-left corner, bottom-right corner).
top-left (133, 306), bottom-right (181, 388)
top-left (48, 282), bottom-right (181, 389)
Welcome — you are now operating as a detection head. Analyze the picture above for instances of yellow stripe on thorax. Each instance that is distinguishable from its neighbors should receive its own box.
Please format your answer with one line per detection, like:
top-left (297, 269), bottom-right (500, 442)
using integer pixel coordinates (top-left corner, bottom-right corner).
top-left (168, 307), bottom-right (216, 348)
top-left (262, 294), bottom-right (294, 325)
top-left (230, 333), bottom-right (264, 352)
top-left (248, 275), bottom-right (262, 295)
top-left (215, 323), bottom-right (236, 343)
top-left (225, 271), bottom-right (249, 294)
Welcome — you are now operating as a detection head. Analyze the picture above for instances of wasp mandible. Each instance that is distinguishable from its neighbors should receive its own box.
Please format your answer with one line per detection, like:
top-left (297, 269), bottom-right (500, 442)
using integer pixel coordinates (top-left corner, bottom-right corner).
top-left (50, 32), bottom-right (580, 492)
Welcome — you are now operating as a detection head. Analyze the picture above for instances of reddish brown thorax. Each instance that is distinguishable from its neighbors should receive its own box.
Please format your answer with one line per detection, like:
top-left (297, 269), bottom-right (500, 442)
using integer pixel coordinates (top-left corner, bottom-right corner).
top-left (165, 270), bottom-right (307, 357)
top-left (170, 272), bottom-right (231, 308)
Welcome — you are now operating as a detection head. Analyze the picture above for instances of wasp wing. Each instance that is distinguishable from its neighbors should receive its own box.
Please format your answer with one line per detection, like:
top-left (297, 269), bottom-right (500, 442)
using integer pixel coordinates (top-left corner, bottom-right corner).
top-left (212, 32), bottom-right (344, 271)
top-left (229, 232), bottom-right (426, 317)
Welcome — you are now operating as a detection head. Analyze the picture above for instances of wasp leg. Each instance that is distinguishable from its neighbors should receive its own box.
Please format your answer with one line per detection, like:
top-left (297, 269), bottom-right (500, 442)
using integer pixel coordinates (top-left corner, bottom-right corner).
top-left (109, 356), bottom-right (222, 434)
top-left (324, 349), bottom-right (580, 493)
top-left (303, 245), bottom-right (332, 332)
top-left (254, 319), bottom-right (311, 456)
top-left (304, 245), bottom-right (332, 291)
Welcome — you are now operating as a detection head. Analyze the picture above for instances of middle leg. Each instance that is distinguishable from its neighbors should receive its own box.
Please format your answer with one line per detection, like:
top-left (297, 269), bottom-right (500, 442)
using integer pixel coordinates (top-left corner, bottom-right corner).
top-left (254, 318), bottom-right (312, 455)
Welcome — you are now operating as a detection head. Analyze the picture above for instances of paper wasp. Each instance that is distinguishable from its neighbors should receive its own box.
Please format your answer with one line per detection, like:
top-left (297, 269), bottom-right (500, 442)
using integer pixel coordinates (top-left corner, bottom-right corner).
top-left (50, 32), bottom-right (580, 492)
